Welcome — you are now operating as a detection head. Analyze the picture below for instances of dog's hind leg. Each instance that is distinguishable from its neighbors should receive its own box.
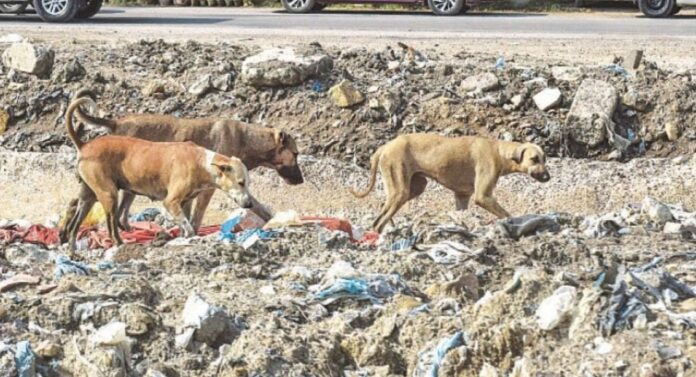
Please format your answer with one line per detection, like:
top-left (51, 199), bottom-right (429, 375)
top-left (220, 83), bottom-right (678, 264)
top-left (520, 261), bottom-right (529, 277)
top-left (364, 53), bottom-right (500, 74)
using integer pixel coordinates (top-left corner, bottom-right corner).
top-left (95, 189), bottom-right (123, 246)
top-left (59, 198), bottom-right (79, 244)
top-left (67, 188), bottom-right (97, 254)
top-left (374, 165), bottom-right (412, 233)
top-left (117, 192), bottom-right (135, 231)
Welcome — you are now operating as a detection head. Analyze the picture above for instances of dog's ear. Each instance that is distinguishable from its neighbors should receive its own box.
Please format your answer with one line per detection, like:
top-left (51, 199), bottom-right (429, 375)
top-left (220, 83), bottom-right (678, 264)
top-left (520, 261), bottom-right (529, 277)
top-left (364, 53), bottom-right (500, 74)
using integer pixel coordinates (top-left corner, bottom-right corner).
top-left (512, 145), bottom-right (527, 164)
top-left (274, 130), bottom-right (288, 147)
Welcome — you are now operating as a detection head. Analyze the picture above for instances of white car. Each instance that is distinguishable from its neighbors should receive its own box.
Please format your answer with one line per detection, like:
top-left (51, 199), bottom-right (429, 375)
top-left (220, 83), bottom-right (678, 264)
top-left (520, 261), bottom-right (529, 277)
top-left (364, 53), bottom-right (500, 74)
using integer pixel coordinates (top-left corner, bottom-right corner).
top-left (0, 0), bottom-right (101, 22)
top-left (637, 0), bottom-right (694, 17)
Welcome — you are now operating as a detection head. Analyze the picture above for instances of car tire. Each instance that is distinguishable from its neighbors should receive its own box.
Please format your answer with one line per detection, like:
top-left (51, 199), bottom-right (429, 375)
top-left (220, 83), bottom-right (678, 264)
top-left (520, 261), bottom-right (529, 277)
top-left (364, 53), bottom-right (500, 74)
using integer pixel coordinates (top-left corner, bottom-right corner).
top-left (33, 0), bottom-right (78, 21)
top-left (0, 3), bottom-right (28, 13)
top-left (638, 0), bottom-right (675, 17)
top-left (311, 2), bottom-right (325, 10)
top-left (75, 0), bottom-right (102, 18)
top-left (281, 0), bottom-right (316, 13)
top-left (428, 0), bottom-right (465, 16)
top-left (670, 5), bottom-right (681, 14)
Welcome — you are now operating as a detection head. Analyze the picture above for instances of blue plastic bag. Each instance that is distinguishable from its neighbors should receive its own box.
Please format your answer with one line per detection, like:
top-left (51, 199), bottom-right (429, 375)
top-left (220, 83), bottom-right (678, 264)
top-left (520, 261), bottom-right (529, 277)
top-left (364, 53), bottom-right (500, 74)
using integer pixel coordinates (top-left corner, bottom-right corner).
top-left (15, 341), bottom-right (36, 377)
top-left (55, 255), bottom-right (89, 280)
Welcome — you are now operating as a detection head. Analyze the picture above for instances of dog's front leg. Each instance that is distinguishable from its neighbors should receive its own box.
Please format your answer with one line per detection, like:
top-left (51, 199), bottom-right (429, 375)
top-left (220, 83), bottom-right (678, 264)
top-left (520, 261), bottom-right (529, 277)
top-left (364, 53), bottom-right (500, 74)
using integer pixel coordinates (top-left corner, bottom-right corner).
top-left (455, 193), bottom-right (472, 211)
top-left (164, 197), bottom-right (196, 238)
top-left (473, 168), bottom-right (511, 219)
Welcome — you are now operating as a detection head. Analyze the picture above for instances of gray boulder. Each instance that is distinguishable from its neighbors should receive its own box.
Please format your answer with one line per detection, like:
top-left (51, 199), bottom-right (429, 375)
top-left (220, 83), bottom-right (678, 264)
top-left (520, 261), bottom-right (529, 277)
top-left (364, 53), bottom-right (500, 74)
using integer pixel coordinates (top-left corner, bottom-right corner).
top-left (1, 42), bottom-right (54, 78)
top-left (240, 47), bottom-right (333, 87)
top-left (566, 79), bottom-right (617, 147)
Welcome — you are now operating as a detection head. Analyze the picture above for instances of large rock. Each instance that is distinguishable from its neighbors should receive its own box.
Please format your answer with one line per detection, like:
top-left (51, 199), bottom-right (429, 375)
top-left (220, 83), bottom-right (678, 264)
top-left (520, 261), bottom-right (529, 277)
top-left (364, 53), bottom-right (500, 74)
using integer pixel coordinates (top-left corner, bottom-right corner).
top-left (565, 79), bottom-right (617, 147)
top-left (240, 47), bottom-right (333, 87)
top-left (460, 72), bottom-right (499, 93)
top-left (329, 80), bottom-right (364, 107)
top-left (1, 42), bottom-right (54, 78)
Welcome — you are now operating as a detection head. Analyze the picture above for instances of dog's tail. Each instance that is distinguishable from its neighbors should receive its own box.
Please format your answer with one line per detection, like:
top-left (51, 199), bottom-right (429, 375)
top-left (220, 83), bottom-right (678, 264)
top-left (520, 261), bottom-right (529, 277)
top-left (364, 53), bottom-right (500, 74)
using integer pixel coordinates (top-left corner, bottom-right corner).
top-left (350, 146), bottom-right (383, 198)
top-left (65, 97), bottom-right (97, 150)
top-left (72, 88), bottom-right (118, 132)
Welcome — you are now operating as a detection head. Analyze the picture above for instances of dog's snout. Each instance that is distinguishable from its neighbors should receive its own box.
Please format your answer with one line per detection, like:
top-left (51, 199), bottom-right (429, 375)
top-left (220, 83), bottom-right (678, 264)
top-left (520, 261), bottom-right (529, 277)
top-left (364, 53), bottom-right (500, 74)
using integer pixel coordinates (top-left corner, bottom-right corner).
top-left (536, 171), bottom-right (551, 182)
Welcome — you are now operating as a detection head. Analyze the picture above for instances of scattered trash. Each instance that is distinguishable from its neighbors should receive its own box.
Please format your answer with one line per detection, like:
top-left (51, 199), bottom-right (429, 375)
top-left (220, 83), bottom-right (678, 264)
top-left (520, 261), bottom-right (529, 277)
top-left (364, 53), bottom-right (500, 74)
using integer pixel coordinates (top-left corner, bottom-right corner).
top-left (604, 64), bottom-right (629, 77)
top-left (536, 285), bottom-right (577, 330)
top-left (498, 214), bottom-right (561, 239)
top-left (420, 241), bottom-right (473, 265)
top-left (14, 341), bottom-right (35, 377)
top-left (129, 207), bottom-right (161, 222)
top-left (495, 57), bottom-right (506, 70)
top-left (54, 255), bottom-right (89, 280)
top-left (0, 273), bottom-right (40, 292)
top-left (413, 331), bottom-right (466, 377)
top-left (179, 293), bottom-right (240, 349)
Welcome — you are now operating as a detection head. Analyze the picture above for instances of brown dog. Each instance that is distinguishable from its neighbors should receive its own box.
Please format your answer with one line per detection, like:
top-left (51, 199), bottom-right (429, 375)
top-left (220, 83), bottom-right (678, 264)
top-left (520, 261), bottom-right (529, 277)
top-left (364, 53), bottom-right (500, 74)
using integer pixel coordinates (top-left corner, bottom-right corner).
top-left (351, 134), bottom-right (551, 232)
top-left (63, 97), bottom-right (253, 251)
top-left (66, 89), bottom-right (303, 233)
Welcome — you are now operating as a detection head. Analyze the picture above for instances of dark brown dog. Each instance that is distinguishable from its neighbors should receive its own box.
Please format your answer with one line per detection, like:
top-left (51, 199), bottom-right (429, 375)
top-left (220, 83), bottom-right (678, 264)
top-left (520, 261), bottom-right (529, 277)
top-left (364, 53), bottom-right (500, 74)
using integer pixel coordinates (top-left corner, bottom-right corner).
top-left (351, 134), bottom-right (551, 232)
top-left (63, 97), bottom-right (253, 252)
top-left (64, 89), bottom-right (303, 235)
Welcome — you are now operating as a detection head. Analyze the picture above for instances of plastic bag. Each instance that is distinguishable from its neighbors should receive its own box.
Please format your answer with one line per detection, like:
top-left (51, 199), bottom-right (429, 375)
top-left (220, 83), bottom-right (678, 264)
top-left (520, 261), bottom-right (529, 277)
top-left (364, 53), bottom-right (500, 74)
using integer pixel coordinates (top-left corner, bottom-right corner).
top-left (535, 285), bottom-right (577, 330)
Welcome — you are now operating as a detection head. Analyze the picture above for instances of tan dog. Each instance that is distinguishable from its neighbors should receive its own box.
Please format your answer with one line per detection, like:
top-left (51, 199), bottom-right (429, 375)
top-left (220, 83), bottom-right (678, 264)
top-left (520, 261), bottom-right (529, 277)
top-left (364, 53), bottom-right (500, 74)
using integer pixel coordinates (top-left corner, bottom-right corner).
top-left (351, 134), bottom-right (551, 232)
top-left (63, 97), bottom-right (253, 251)
top-left (67, 89), bottom-right (303, 232)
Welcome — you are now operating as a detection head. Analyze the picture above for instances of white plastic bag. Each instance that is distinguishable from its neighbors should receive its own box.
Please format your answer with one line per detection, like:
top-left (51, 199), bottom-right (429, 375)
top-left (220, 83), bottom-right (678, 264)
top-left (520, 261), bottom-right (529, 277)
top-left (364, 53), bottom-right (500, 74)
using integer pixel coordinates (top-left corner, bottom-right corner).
top-left (535, 285), bottom-right (577, 330)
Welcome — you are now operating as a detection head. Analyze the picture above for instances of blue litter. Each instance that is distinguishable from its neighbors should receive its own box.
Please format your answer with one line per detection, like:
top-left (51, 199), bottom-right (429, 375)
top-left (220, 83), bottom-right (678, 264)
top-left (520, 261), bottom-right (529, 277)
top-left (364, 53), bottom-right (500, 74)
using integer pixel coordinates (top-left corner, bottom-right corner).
top-left (316, 278), bottom-right (370, 300)
top-left (390, 236), bottom-right (418, 252)
top-left (55, 255), bottom-right (89, 280)
top-left (604, 64), bottom-right (629, 77)
top-left (495, 57), bottom-right (506, 70)
top-left (15, 341), bottom-right (36, 377)
top-left (218, 216), bottom-right (243, 243)
top-left (129, 207), bottom-right (161, 222)
top-left (218, 224), bottom-right (277, 248)
top-left (428, 331), bottom-right (465, 377)
top-left (312, 80), bottom-right (326, 92)
top-left (95, 261), bottom-right (115, 271)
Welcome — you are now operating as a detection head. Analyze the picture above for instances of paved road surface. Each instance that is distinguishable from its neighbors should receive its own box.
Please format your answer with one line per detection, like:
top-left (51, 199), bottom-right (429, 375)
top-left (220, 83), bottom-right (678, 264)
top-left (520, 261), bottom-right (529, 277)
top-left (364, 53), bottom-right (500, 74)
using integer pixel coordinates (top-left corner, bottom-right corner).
top-left (1, 7), bottom-right (695, 40)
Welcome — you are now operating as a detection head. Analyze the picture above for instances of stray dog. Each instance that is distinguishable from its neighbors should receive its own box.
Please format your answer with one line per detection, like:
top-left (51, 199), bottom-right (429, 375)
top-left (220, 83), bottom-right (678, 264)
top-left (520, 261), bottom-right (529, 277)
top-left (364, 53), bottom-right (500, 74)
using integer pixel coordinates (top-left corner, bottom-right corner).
top-left (63, 97), bottom-right (253, 251)
top-left (351, 134), bottom-right (551, 232)
top-left (63, 89), bottom-right (303, 235)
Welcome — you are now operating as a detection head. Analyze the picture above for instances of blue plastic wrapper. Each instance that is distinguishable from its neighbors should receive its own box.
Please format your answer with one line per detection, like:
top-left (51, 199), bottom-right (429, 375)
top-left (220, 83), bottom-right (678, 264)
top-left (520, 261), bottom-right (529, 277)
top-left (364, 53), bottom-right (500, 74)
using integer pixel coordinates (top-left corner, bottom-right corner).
top-left (15, 341), bottom-right (36, 377)
top-left (55, 255), bottom-right (89, 280)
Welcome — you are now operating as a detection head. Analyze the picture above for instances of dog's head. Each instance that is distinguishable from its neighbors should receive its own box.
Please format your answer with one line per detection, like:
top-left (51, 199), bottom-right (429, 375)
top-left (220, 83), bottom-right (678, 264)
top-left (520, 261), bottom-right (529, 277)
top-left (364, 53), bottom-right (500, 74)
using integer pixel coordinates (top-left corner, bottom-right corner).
top-left (512, 143), bottom-right (550, 183)
top-left (212, 157), bottom-right (253, 209)
top-left (267, 130), bottom-right (304, 185)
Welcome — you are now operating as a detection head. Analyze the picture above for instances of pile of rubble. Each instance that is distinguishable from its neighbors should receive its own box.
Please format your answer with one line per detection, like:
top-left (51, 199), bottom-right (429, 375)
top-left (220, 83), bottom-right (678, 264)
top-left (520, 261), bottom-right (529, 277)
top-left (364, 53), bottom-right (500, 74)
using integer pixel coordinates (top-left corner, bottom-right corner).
top-left (1, 196), bottom-right (696, 376)
top-left (1, 37), bottom-right (696, 165)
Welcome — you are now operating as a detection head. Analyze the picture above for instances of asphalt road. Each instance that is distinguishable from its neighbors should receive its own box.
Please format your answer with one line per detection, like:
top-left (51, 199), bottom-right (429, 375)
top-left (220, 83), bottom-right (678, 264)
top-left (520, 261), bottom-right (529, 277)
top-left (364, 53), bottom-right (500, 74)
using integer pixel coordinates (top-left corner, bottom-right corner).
top-left (1, 7), bottom-right (695, 40)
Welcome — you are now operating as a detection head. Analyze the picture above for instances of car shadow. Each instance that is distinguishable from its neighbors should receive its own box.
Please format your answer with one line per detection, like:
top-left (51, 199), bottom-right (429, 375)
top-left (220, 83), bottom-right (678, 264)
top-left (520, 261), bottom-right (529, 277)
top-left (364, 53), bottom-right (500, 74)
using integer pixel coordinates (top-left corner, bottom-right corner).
top-left (272, 9), bottom-right (545, 16)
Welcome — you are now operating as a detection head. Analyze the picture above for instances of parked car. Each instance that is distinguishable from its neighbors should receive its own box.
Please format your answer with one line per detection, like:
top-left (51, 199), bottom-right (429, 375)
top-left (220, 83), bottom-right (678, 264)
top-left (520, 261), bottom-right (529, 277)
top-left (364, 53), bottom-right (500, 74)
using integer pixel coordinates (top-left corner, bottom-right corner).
top-left (637, 0), bottom-right (693, 17)
top-left (0, 0), bottom-right (102, 22)
top-left (280, 0), bottom-right (480, 15)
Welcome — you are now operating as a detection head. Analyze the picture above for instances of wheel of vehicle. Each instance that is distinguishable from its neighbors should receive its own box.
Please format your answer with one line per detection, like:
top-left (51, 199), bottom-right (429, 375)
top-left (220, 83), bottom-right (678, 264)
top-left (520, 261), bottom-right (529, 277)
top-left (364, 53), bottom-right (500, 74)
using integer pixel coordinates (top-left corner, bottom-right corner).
top-left (428, 0), bottom-right (464, 16)
top-left (75, 0), bottom-right (102, 19)
top-left (33, 0), bottom-right (78, 21)
top-left (311, 2), bottom-right (325, 10)
top-left (671, 5), bottom-right (681, 14)
top-left (0, 3), bottom-right (28, 13)
top-left (638, 0), bottom-right (675, 18)
top-left (281, 0), bottom-right (316, 13)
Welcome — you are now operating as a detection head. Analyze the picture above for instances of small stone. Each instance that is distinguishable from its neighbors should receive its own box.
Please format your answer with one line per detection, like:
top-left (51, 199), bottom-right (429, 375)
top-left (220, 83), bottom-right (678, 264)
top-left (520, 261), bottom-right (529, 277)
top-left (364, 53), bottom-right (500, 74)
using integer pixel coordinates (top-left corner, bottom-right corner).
top-left (387, 61), bottom-right (400, 71)
top-left (35, 340), bottom-right (61, 358)
top-left (1, 42), bottom-right (54, 77)
top-left (509, 94), bottom-right (524, 109)
top-left (624, 50), bottom-right (643, 69)
top-left (551, 66), bottom-right (582, 82)
top-left (663, 222), bottom-right (682, 234)
top-left (460, 72), bottom-right (499, 93)
top-left (212, 73), bottom-right (234, 92)
top-left (0, 109), bottom-right (8, 135)
top-left (622, 89), bottom-right (647, 112)
top-left (533, 88), bottom-right (562, 111)
top-left (329, 80), bottom-right (365, 108)
top-left (656, 344), bottom-right (682, 360)
top-left (665, 122), bottom-right (680, 141)
top-left (479, 363), bottom-right (499, 377)
top-left (188, 75), bottom-right (213, 98)
top-left (142, 80), bottom-right (167, 97)
top-left (54, 59), bottom-right (85, 83)
top-left (368, 98), bottom-right (380, 109)
top-left (439, 64), bottom-right (453, 76)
